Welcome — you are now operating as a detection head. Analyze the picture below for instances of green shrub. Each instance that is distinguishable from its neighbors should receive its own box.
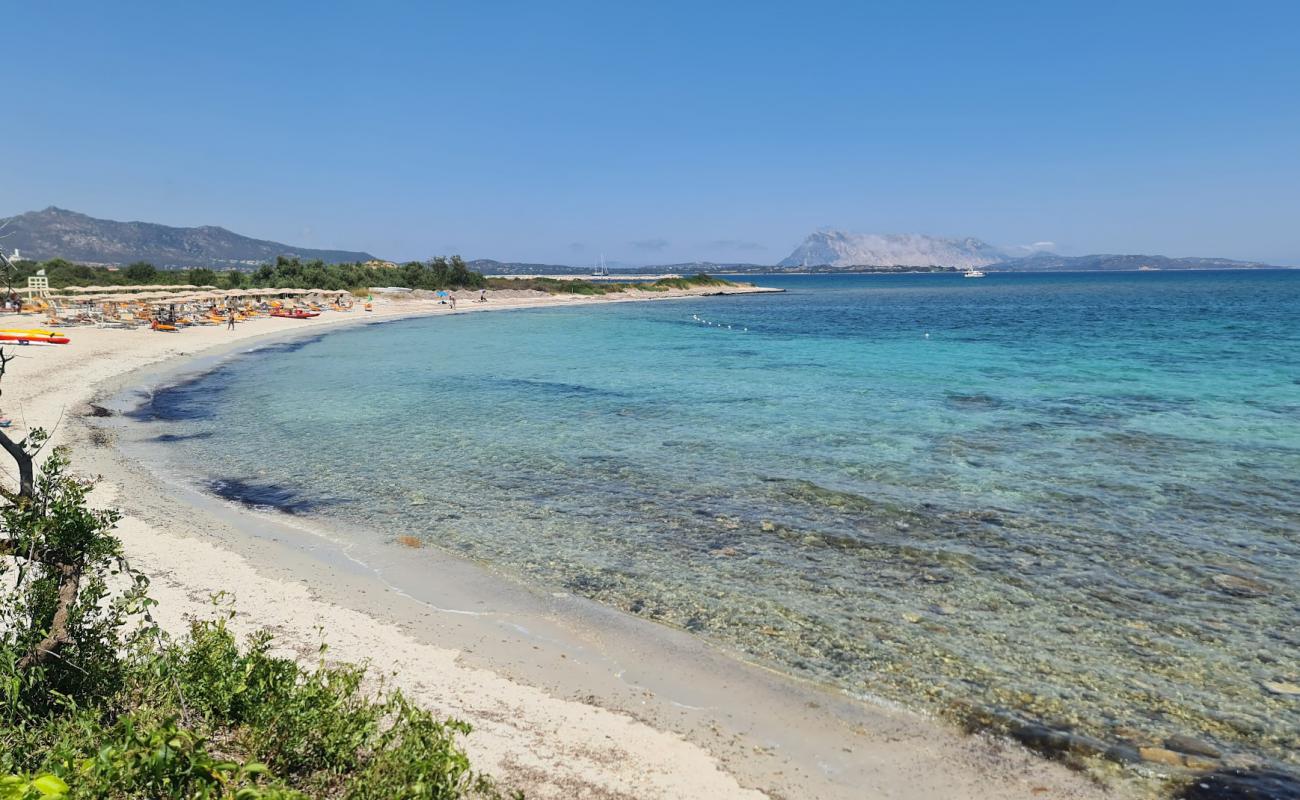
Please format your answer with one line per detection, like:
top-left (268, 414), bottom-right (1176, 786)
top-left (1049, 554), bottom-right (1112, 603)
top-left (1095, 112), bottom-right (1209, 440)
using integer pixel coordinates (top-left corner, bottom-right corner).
top-left (1, 448), bottom-right (514, 799)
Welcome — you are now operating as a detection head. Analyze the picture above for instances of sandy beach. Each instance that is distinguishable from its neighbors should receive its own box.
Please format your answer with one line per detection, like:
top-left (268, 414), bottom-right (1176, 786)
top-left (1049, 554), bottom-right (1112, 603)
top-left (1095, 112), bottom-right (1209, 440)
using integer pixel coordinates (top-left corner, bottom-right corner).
top-left (5, 286), bottom-right (1121, 800)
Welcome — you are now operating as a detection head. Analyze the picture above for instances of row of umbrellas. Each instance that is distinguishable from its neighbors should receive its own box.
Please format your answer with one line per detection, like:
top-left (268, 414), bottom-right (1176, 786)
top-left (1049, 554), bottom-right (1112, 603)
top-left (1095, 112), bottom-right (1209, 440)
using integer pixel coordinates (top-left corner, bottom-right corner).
top-left (54, 287), bottom-right (350, 304)
top-left (55, 284), bottom-right (219, 293)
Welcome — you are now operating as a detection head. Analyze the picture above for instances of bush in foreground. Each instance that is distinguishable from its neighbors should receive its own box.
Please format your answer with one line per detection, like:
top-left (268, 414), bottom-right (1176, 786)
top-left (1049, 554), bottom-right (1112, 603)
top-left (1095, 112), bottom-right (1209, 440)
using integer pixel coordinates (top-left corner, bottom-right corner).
top-left (0, 446), bottom-right (513, 799)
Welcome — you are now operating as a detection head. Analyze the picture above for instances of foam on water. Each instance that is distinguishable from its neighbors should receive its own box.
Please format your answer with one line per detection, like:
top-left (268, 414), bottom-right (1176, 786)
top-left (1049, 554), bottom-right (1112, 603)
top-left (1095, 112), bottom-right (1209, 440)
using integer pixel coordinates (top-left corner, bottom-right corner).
top-left (130, 272), bottom-right (1300, 775)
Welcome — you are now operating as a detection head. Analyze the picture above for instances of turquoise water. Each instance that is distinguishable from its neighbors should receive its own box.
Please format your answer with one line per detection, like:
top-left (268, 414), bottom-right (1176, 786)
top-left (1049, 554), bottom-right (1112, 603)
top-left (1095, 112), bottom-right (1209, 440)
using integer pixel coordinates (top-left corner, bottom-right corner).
top-left (134, 272), bottom-right (1300, 773)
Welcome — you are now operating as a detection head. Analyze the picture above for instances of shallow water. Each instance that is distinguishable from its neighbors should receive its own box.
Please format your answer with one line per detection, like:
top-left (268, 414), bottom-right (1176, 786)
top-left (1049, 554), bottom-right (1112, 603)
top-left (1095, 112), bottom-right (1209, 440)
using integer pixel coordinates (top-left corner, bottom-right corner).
top-left (130, 272), bottom-right (1300, 775)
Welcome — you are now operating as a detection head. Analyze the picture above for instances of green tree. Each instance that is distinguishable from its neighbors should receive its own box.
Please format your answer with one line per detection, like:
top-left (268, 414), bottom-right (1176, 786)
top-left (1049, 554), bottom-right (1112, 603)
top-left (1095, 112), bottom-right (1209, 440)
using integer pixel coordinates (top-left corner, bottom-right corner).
top-left (187, 267), bottom-right (218, 286)
top-left (219, 270), bottom-right (247, 290)
top-left (122, 262), bottom-right (157, 283)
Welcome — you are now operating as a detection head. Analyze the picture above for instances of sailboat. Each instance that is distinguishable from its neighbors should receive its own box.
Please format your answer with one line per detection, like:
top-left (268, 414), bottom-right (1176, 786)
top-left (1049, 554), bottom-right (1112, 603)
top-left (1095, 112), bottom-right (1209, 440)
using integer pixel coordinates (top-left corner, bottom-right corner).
top-left (591, 254), bottom-right (610, 278)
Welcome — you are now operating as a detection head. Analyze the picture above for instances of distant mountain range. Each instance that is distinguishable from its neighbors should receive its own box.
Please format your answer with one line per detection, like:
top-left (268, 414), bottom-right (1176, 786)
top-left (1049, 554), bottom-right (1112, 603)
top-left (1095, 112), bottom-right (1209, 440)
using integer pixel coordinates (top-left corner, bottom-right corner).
top-left (465, 259), bottom-right (578, 275)
top-left (987, 252), bottom-right (1279, 272)
top-left (0, 209), bottom-right (1287, 273)
top-left (0, 207), bottom-right (375, 268)
top-left (766, 229), bottom-right (1282, 273)
top-left (467, 258), bottom-right (770, 275)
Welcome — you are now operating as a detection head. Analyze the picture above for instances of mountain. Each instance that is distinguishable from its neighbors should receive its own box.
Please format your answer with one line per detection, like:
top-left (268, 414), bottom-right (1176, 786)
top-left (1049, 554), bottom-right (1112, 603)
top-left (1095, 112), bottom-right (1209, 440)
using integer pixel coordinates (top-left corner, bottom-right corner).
top-left (989, 252), bottom-right (1279, 271)
top-left (0, 207), bottom-right (375, 268)
top-left (779, 230), bottom-right (1008, 269)
top-left (467, 259), bottom-right (772, 275)
top-left (466, 258), bottom-right (582, 275)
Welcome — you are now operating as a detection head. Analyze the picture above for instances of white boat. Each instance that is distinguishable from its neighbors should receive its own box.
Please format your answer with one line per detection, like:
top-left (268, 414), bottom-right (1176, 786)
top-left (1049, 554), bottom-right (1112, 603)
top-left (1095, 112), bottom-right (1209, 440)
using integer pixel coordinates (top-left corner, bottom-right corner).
top-left (963, 268), bottom-right (986, 278)
top-left (591, 255), bottom-right (610, 278)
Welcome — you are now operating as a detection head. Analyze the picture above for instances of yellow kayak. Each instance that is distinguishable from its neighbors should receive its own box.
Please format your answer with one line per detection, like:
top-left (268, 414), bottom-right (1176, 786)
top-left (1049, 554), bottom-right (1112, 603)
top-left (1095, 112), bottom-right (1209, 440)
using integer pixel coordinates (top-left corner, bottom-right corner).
top-left (0, 328), bottom-right (60, 337)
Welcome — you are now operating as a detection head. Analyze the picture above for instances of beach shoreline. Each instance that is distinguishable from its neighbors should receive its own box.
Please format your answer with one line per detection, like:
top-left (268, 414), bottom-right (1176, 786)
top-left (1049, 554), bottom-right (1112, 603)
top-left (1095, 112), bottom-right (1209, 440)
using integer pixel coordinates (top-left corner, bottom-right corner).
top-left (12, 287), bottom-right (1122, 800)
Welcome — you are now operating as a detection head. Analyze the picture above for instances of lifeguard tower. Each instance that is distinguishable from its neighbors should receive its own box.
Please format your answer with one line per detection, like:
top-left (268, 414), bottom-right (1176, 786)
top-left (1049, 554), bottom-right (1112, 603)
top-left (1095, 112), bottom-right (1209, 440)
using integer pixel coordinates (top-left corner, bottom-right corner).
top-left (11, 262), bottom-right (54, 315)
top-left (25, 265), bottom-right (50, 300)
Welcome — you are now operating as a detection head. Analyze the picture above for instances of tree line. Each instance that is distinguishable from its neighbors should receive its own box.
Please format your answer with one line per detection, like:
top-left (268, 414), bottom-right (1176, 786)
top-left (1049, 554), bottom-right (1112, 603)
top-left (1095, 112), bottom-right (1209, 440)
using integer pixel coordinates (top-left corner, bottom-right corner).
top-left (11, 255), bottom-right (488, 292)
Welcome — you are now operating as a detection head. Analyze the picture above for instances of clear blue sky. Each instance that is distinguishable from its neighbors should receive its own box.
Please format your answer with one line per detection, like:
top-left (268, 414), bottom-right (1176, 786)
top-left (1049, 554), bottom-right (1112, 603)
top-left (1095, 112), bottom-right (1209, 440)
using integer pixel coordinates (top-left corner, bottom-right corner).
top-left (5, 1), bottom-right (1298, 265)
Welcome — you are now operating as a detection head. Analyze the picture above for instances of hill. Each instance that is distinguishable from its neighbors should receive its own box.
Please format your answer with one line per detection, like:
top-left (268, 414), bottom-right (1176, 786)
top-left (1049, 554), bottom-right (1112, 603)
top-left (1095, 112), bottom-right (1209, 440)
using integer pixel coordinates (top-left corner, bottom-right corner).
top-left (0, 207), bottom-right (375, 268)
top-left (778, 230), bottom-right (1008, 269)
top-left (988, 252), bottom-right (1279, 271)
top-left (466, 258), bottom-right (581, 275)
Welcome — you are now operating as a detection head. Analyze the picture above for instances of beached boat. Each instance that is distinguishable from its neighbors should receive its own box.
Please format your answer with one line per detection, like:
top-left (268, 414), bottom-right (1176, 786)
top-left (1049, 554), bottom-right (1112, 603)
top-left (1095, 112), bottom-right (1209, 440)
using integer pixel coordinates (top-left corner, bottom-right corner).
top-left (270, 309), bottom-right (321, 319)
top-left (0, 332), bottom-right (70, 344)
top-left (0, 328), bottom-right (61, 338)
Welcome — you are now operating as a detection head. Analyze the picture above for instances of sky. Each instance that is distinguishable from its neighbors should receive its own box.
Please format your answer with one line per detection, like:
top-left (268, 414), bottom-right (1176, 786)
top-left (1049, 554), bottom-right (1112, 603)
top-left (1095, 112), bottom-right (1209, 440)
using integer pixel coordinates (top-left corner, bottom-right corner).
top-left (4, 1), bottom-right (1299, 265)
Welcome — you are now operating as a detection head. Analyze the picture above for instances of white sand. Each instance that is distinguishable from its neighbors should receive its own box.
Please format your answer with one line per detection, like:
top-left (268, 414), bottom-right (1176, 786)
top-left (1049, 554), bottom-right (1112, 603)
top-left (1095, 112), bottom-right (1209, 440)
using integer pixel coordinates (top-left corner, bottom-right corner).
top-left (3, 287), bottom-right (1122, 799)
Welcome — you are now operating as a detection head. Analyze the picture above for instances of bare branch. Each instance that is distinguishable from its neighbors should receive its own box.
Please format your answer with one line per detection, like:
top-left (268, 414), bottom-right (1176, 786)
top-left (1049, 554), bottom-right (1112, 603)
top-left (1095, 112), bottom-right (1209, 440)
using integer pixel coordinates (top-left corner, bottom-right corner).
top-left (0, 428), bottom-right (34, 497)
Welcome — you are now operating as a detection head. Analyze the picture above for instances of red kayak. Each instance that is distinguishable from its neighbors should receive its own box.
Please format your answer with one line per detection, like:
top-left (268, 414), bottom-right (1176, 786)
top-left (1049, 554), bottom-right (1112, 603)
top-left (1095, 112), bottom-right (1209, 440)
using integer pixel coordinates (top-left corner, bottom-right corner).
top-left (270, 309), bottom-right (320, 319)
top-left (0, 334), bottom-right (70, 345)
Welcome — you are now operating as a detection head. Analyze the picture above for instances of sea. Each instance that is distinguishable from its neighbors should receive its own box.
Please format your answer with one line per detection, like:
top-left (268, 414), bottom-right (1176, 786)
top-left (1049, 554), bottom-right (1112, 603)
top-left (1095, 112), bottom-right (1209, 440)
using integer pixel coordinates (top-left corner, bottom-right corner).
top-left (124, 271), bottom-right (1300, 779)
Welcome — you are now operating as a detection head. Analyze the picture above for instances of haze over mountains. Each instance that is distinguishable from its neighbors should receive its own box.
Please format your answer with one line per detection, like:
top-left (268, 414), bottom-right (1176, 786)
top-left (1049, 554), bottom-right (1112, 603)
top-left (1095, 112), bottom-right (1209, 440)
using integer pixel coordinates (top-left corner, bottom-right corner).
top-left (771, 230), bottom-right (1279, 272)
top-left (0, 207), bottom-right (374, 268)
top-left (779, 230), bottom-right (1009, 269)
top-left (0, 207), bottom-right (1285, 273)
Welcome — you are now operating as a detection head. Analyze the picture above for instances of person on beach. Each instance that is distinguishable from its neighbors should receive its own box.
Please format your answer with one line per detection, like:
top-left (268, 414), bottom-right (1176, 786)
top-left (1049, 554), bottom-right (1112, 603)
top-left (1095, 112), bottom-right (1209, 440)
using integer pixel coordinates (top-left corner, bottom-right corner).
top-left (479, 289), bottom-right (487, 303)
top-left (449, 294), bottom-right (457, 310)
top-left (227, 308), bottom-right (236, 330)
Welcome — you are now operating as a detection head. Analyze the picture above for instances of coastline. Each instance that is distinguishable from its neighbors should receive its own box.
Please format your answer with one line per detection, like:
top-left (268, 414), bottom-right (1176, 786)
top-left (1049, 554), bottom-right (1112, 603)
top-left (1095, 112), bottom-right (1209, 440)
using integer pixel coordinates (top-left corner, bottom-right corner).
top-left (13, 288), bottom-right (1119, 800)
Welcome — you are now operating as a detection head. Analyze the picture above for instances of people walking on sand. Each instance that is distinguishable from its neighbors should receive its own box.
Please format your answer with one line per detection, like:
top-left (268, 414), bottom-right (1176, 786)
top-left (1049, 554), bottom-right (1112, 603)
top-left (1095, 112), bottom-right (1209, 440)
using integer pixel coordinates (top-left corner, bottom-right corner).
top-left (479, 289), bottom-right (487, 303)
top-left (449, 294), bottom-right (457, 310)
top-left (227, 308), bottom-right (236, 330)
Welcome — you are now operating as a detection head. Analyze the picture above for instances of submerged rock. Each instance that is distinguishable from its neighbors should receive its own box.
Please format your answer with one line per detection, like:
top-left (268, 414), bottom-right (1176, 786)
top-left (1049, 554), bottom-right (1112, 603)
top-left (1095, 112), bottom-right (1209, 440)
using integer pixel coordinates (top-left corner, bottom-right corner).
top-left (1186, 756), bottom-right (1224, 771)
top-left (1105, 744), bottom-right (1144, 764)
top-left (1140, 746), bottom-right (1186, 767)
top-left (1177, 768), bottom-right (1300, 800)
top-left (1166, 735), bottom-right (1223, 759)
top-left (1212, 574), bottom-right (1271, 598)
top-left (1008, 724), bottom-right (1107, 759)
top-left (1011, 724), bottom-right (1071, 755)
top-left (1261, 680), bottom-right (1300, 696)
